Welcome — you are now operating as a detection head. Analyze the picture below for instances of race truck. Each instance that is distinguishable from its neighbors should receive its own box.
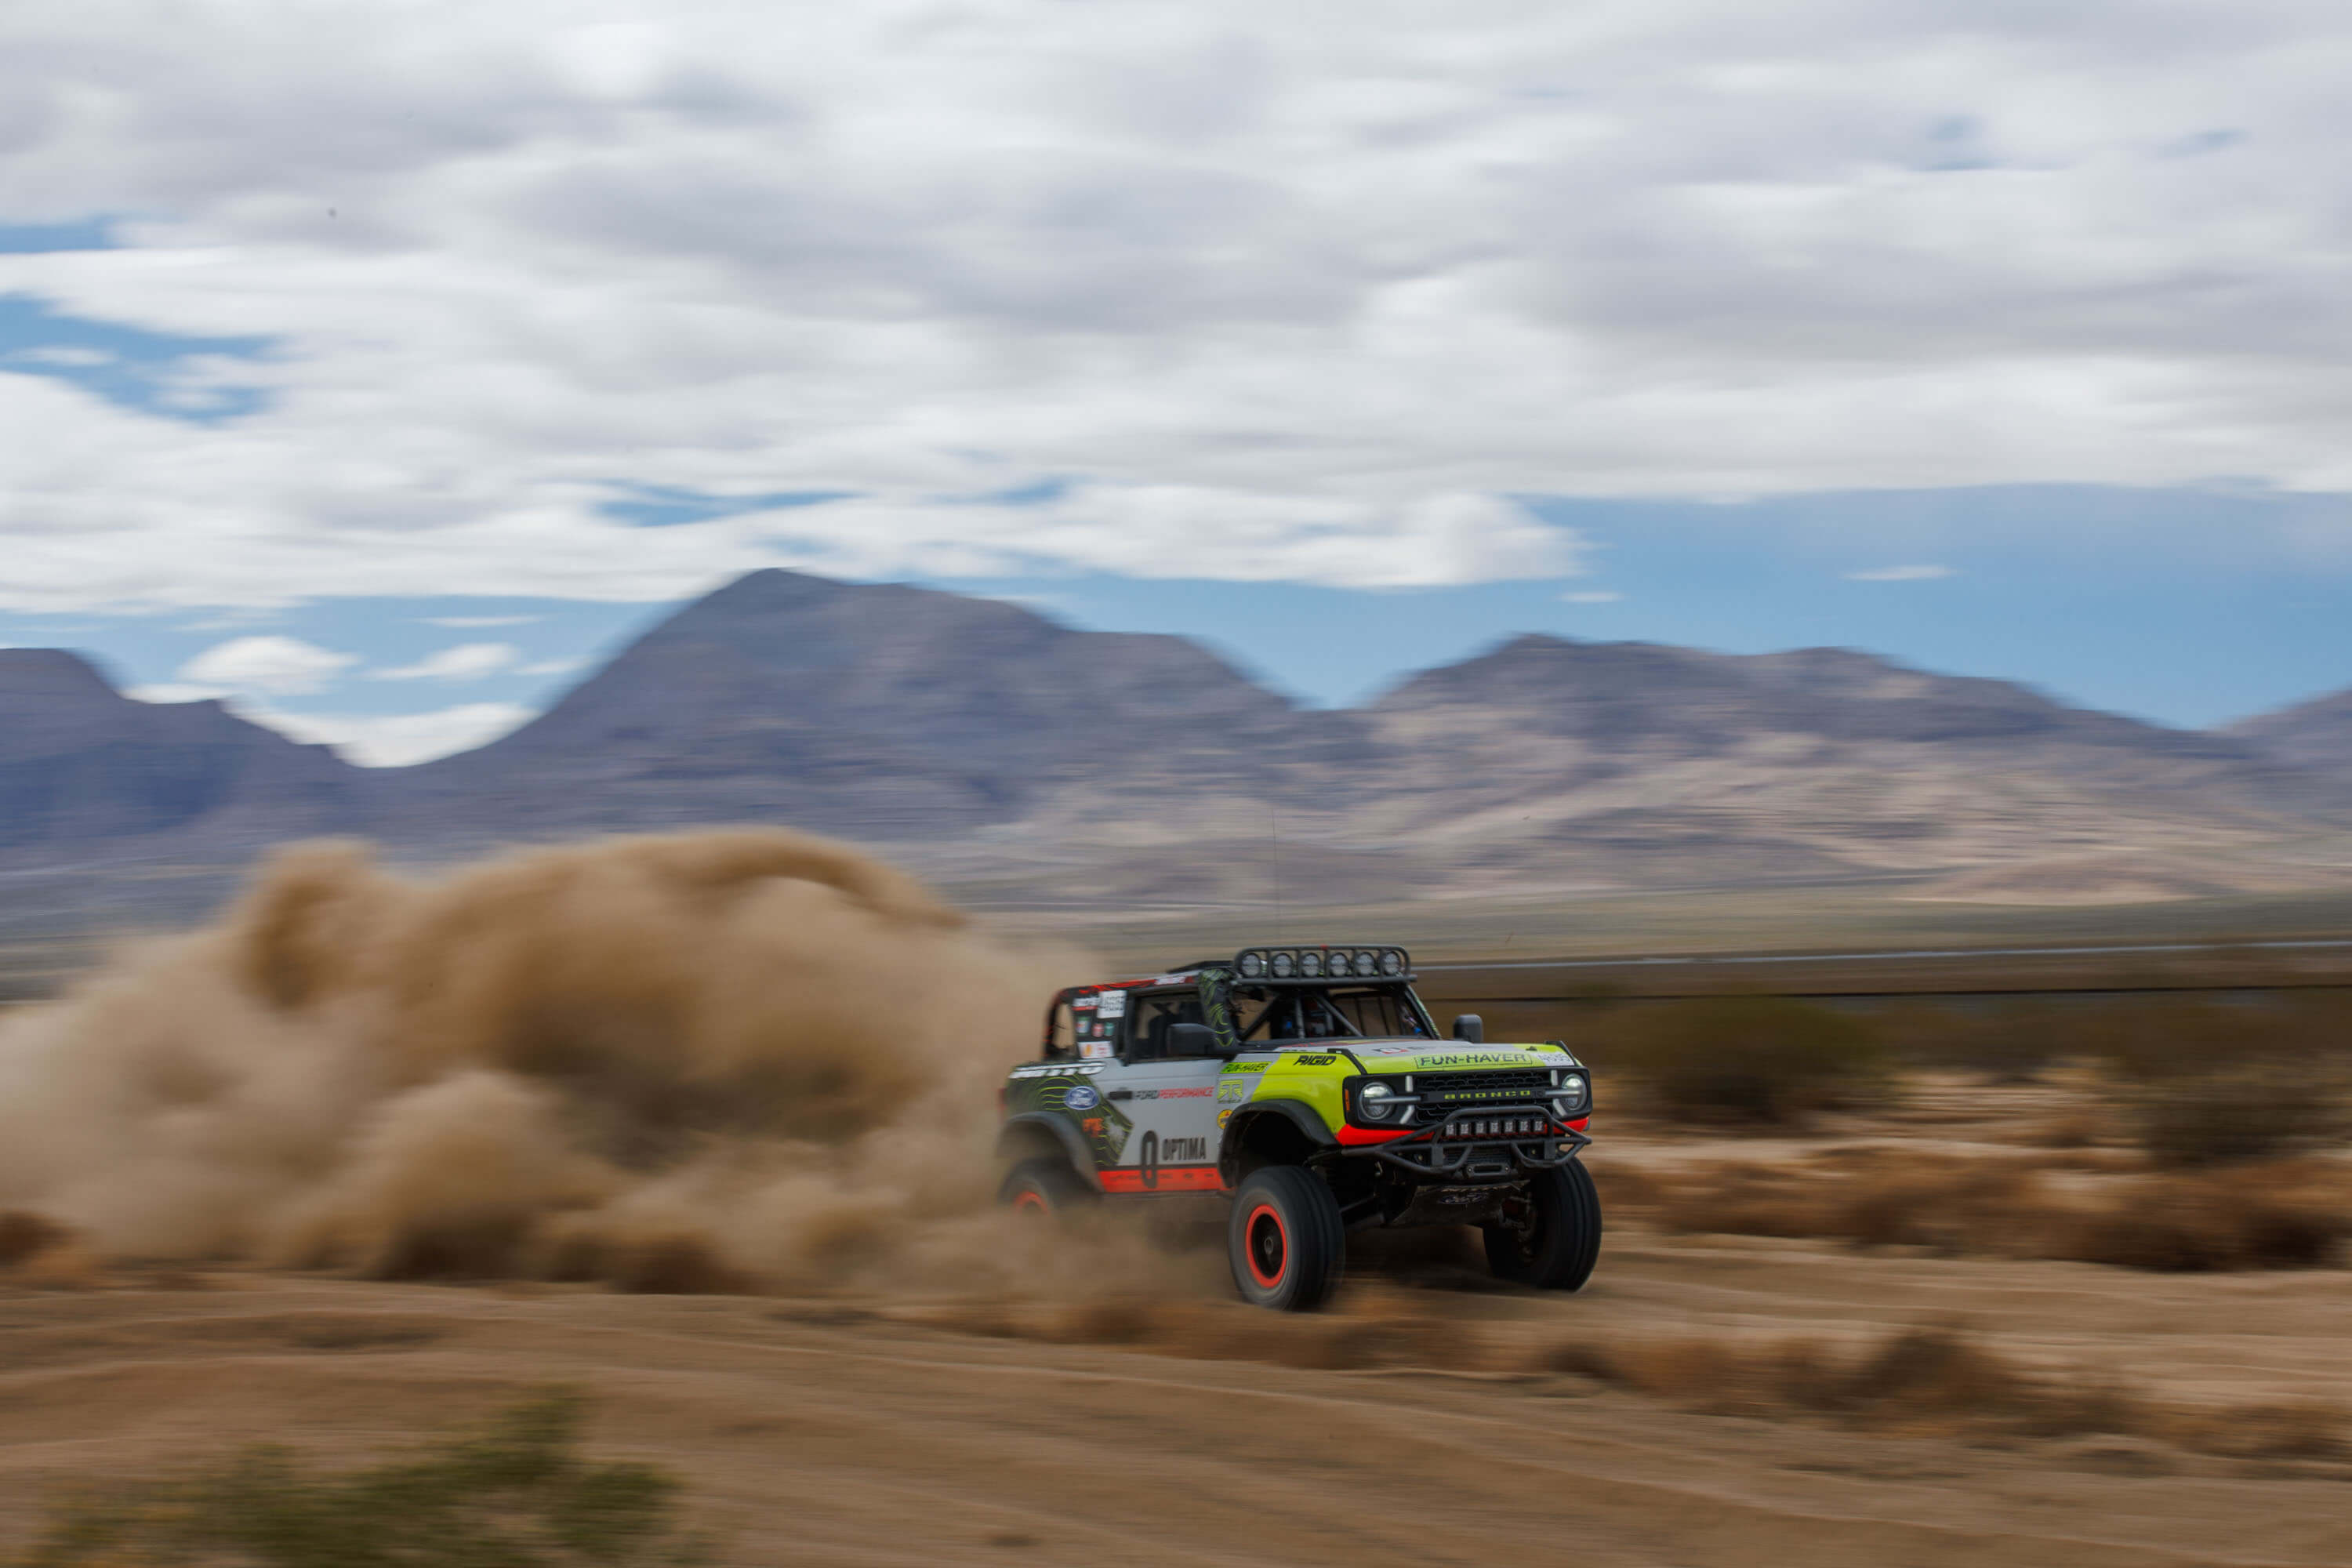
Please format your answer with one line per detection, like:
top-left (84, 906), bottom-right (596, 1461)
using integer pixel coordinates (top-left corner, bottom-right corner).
top-left (996, 944), bottom-right (1599, 1310)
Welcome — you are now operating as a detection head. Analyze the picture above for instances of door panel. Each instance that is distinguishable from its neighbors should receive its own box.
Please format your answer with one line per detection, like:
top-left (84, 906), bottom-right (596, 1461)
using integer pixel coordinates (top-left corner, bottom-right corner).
top-left (1100, 1058), bottom-right (1225, 1192)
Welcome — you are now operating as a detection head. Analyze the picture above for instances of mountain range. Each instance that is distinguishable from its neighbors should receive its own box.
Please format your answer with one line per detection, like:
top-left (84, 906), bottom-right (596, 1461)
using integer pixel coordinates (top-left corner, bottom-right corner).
top-left (5, 568), bottom-right (2352, 914)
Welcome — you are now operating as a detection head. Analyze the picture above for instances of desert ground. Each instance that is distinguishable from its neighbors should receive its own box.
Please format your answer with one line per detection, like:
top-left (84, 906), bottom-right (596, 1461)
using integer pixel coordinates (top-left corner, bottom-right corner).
top-left (4, 1071), bottom-right (2349, 1568)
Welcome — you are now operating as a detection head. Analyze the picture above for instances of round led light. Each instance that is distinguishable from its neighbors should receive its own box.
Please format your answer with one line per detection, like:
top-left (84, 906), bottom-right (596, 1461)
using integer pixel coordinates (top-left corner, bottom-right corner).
top-left (1269, 951), bottom-right (1295, 978)
top-left (1298, 951), bottom-right (1323, 978)
top-left (1238, 952), bottom-right (1266, 978)
top-left (1378, 949), bottom-right (1405, 977)
top-left (1359, 1082), bottom-right (1396, 1120)
top-left (1352, 950), bottom-right (1378, 977)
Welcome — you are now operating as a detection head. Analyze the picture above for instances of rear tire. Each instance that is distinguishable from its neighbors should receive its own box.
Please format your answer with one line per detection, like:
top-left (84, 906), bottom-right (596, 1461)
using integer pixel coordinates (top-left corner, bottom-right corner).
top-left (1228, 1165), bottom-right (1345, 1311)
top-left (999, 1156), bottom-right (1094, 1215)
top-left (1484, 1160), bottom-right (1602, 1291)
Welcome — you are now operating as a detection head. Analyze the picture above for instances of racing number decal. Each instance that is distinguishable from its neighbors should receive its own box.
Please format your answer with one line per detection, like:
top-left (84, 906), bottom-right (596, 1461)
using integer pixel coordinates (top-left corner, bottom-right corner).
top-left (1140, 1131), bottom-right (1160, 1190)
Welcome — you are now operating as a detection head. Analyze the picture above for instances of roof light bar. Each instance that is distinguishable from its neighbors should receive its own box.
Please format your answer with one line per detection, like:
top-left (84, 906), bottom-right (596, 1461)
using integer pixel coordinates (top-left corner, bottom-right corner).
top-left (1229, 946), bottom-right (1414, 984)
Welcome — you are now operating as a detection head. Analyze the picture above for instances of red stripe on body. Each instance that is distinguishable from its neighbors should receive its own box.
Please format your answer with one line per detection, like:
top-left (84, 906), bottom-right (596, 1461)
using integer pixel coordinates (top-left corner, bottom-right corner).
top-left (1098, 1166), bottom-right (1224, 1194)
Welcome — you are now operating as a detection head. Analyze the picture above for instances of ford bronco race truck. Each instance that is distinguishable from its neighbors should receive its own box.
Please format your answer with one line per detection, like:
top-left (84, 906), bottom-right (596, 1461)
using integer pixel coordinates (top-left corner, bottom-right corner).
top-left (996, 945), bottom-right (1598, 1310)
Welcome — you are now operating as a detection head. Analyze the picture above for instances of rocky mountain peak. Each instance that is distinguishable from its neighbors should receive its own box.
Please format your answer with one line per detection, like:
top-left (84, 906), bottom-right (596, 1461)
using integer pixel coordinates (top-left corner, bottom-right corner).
top-left (0, 648), bottom-right (122, 703)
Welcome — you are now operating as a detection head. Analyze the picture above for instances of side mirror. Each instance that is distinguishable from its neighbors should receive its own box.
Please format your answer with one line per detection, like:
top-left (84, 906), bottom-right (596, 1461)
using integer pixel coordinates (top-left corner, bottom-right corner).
top-left (1168, 1022), bottom-right (1221, 1058)
top-left (1451, 1014), bottom-right (1484, 1044)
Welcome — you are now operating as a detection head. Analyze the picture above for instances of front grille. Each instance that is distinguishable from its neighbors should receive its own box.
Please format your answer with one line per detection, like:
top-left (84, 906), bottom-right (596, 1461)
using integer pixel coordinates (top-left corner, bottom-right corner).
top-left (1412, 1069), bottom-right (1552, 1103)
top-left (1406, 1068), bottom-right (1554, 1125)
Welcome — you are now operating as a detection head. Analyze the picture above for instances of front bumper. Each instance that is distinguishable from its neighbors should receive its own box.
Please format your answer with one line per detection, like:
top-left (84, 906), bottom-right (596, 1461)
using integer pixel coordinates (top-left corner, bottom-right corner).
top-left (1354, 1109), bottom-right (1592, 1181)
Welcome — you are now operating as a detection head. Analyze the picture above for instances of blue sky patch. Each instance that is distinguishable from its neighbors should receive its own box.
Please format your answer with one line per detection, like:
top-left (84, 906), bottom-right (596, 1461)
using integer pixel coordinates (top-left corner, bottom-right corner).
top-left (600, 484), bottom-right (854, 527)
top-left (0, 216), bottom-right (121, 253)
top-left (0, 292), bottom-right (273, 422)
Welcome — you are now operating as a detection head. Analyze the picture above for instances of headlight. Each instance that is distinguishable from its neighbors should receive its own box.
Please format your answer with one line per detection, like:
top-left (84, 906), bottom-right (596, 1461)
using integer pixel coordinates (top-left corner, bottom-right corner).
top-left (1555, 1073), bottom-right (1588, 1112)
top-left (1270, 951), bottom-right (1295, 978)
top-left (1298, 951), bottom-right (1323, 978)
top-left (1359, 1082), bottom-right (1396, 1120)
top-left (1378, 949), bottom-right (1405, 976)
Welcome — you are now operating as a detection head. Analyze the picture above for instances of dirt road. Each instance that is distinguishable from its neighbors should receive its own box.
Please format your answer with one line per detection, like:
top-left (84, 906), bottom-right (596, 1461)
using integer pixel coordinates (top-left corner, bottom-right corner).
top-left (5, 1223), bottom-right (2348, 1568)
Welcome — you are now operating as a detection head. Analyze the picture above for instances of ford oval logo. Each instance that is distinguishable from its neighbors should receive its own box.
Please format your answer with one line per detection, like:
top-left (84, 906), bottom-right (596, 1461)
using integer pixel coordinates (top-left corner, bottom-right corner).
top-left (1062, 1084), bottom-right (1100, 1111)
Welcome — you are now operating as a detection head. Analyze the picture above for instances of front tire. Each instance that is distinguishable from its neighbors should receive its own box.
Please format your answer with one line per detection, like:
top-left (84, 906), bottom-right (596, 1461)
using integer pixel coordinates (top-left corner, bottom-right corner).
top-left (999, 1156), bottom-right (1094, 1215)
top-left (1228, 1166), bottom-right (1345, 1311)
top-left (1484, 1160), bottom-right (1602, 1290)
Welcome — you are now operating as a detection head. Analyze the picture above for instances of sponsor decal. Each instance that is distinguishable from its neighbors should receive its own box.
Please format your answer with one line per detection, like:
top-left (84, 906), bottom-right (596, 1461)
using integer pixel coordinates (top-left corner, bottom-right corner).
top-left (1079, 1040), bottom-right (1116, 1060)
top-left (1159, 1086), bottom-right (1214, 1099)
top-left (1411, 1051), bottom-right (1537, 1069)
top-left (1096, 989), bottom-right (1128, 1019)
top-left (1062, 1084), bottom-right (1101, 1111)
top-left (1218, 1109), bottom-right (1232, 1127)
top-left (1226, 1060), bottom-right (1269, 1074)
top-left (1009, 1062), bottom-right (1109, 1079)
top-left (1215, 1080), bottom-right (1250, 1104)
top-left (1288, 1054), bottom-right (1338, 1067)
top-left (1159, 1135), bottom-right (1208, 1162)
top-left (1072, 995), bottom-right (1098, 1010)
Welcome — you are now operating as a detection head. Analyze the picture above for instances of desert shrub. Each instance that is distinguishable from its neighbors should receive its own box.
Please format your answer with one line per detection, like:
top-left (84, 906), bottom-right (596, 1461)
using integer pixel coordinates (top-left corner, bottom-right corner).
top-left (10, 1392), bottom-right (706, 1568)
top-left (1611, 996), bottom-right (1886, 1123)
top-left (2128, 1064), bottom-right (2346, 1166)
top-left (1620, 1148), bottom-right (2350, 1271)
top-left (1878, 1001), bottom-right (2067, 1083)
top-left (2082, 997), bottom-right (2320, 1081)
top-left (0, 1210), bottom-right (71, 1268)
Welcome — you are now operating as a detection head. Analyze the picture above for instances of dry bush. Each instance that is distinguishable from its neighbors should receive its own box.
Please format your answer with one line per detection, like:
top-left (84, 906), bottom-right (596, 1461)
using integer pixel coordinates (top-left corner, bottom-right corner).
top-left (2127, 1065), bottom-right (2347, 1167)
top-left (2068, 1160), bottom-right (2350, 1271)
top-left (0, 1210), bottom-right (71, 1267)
top-left (1534, 1321), bottom-right (2332, 1460)
top-left (1600, 996), bottom-right (1887, 1125)
top-left (1878, 1001), bottom-right (2070, 1083)
top-left (2082, 995), bottom-right (2350, 1082)
top-left (7, 1391), bottom-right (706, 1567)
top-left (2165, 1400), bottom-right (2347, 1461)
top-left (1621, 1149), bottom-right (2352, 1272)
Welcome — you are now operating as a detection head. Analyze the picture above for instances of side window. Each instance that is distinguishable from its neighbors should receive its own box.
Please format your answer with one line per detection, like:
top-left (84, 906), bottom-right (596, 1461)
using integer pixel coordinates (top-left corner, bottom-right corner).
top-left (1071, 989), bottom-right (1123, 1059)
top-left (1044, 1000), bottom-right (1075, 1060)
top-left (1127, 989), bottom-right (1208, 1059)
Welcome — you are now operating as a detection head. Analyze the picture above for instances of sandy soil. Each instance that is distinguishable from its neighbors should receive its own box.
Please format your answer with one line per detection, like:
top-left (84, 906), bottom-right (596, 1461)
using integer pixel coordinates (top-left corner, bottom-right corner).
top-left (4, 1211), bottom-right (2349, 1568)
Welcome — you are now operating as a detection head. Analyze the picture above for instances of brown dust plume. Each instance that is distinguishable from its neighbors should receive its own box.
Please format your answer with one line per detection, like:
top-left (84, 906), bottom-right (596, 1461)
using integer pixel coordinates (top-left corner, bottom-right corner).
top-left (0, 830), bottom-right (1094, 1291)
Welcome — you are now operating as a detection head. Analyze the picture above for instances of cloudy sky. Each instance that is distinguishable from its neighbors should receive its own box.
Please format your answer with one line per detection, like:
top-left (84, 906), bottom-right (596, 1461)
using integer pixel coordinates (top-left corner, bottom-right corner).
top-left (4, 0), bottom-right (2350, 761)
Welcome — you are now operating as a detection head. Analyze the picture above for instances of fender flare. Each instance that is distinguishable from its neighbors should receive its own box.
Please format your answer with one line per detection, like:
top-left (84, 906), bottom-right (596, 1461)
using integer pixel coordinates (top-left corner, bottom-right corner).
top-left (1218, 1098), bottom-right (1336, 1187)
top-left (996, 1112), bottom-right (1102, 1192)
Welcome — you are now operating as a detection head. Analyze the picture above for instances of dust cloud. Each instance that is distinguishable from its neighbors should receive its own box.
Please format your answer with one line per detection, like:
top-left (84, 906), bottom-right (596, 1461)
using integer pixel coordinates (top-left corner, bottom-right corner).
top-left (0, 830), bottom-right (1109, 1292)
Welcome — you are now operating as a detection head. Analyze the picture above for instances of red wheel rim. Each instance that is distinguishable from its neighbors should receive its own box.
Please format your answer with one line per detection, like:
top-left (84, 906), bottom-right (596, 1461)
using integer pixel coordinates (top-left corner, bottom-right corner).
top-left (1243, 1203), bottom-right (1287, 1289)
top-left (1013, 1189), bottom-right (1049, 1214)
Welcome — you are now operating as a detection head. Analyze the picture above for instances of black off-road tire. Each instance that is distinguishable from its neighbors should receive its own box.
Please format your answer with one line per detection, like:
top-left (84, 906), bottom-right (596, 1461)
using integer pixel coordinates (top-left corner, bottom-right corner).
top-left (1483, 1160), bottom-right (1602, 1291)
top-left (1228, 1165), bottom-right (1345, 1311)
top-left (999, 1156), bottom-right (1095, 1215)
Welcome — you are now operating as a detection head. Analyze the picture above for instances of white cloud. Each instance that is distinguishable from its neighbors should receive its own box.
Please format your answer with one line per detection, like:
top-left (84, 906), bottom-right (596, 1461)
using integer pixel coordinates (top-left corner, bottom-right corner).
top-left (129, 682), bottom-right (229, 704)
top-left (251, 702), bottom-right (535, 766)
top-left (517, 656), bottom-right (588, 677)
top-left (1560, 590), bottom-right (1624, 603)
top-left (1845, 564), bottom-right (1957, 581)
top-left (2, 2), bottom-right (2351, 614)
top-left (371, 641), bottom-right (521, 681)
top-left (177, 635), bottom-right (358, 695)
top-left (423, 615), bottom-right (542, 628)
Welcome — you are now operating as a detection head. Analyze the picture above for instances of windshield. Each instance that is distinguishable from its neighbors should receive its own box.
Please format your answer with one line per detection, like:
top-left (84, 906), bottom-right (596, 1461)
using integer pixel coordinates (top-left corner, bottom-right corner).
top-left (1235, 983), bottom-right (1435, 1042)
